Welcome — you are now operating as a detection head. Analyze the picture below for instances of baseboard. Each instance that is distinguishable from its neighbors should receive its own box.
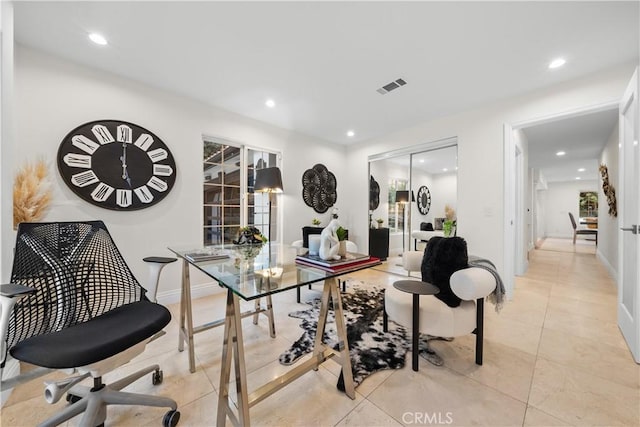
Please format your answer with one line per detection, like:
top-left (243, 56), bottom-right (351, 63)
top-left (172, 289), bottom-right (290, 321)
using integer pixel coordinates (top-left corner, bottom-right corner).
top-left (156, 281), bottom-right (222, 305)
top-left (596, 249), bottom-right (618, 284)
top-left (1, 358), bottom-right (20, 407)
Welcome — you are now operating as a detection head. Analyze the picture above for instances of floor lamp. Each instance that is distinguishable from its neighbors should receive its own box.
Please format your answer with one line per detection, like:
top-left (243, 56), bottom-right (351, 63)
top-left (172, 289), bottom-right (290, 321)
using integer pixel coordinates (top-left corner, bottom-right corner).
top-left (254, 166), bottom-right (283, 243)
top-left (395, 190), bottom-right (410, 255)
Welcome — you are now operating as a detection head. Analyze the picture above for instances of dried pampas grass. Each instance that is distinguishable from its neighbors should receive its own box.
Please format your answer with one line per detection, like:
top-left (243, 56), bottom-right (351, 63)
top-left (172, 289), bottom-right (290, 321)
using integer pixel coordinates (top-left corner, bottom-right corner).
top-left (13, 159), bottom-right (52, 229)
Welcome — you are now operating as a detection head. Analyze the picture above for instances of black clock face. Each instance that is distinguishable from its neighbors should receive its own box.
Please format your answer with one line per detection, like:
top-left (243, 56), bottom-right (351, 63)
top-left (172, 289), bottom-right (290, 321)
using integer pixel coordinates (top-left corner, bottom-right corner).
top-left (57, 120), bottom-right (177, 211)
top-left (417, 185), bottom-right (431, 215)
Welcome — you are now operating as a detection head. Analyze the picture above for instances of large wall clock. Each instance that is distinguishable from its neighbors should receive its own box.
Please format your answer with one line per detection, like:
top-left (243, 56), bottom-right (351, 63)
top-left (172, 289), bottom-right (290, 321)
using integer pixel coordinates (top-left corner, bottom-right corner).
top-left (57, 119), bottom-right (177, 211)
top-left (416, 185), bottom-right (431, 215)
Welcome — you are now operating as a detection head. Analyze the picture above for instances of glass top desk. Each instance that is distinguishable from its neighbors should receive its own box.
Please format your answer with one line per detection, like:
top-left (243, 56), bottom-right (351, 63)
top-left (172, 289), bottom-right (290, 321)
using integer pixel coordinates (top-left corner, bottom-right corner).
top-left (168, 243), bottom-right (381, 427)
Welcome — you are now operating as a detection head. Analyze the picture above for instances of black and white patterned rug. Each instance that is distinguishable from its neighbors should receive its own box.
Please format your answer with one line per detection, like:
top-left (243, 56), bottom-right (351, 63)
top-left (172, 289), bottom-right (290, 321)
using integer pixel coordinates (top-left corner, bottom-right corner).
top-left (279, 281), bottom-right (409, 390)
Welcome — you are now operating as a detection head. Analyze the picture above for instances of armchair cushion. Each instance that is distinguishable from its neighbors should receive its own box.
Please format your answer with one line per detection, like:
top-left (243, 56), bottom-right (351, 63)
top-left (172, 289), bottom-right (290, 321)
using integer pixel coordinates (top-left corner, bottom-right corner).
top-left (10, 300), bottom-right (170, 369)
top-left (385, 285), bottom-right (477, 337)
top-left (450, 268), bottom-right (496, 301)
top-left (421, 236), bottom-right (468, 308)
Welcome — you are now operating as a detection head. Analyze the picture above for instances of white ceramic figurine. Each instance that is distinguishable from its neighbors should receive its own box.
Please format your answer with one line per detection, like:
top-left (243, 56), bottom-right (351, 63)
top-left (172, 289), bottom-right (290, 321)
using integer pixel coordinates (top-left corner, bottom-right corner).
top-left (319, 219), bottom-right (341, 260)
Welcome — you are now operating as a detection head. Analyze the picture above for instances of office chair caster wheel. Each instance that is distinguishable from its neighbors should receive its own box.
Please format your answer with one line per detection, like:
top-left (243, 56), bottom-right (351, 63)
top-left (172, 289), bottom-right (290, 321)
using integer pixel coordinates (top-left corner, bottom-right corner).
top-left (152, 369), bottom-right (163, 385)
top-left (163, 410), bottom-right (180, 427)
top-left (66, 393), bottom-right (81, 404)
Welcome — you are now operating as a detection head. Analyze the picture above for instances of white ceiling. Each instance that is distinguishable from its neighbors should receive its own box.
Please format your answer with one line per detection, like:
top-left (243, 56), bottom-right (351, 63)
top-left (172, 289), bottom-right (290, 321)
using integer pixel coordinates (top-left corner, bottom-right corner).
top-left (524, 108), bottom-right (619, 183)
top-left (13, 1), bottom-right (639, 145)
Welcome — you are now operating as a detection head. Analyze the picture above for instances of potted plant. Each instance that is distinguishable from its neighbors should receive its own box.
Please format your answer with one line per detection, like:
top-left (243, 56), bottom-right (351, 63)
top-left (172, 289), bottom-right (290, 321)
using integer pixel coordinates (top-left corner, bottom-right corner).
top-left (312, 218), bottom-right (321, 226)
top-left (336, 226), bottom-right (348, 257)
top-left (376, 218), bottom-right (384, 229)
top-left (443, 205), bottom-right (457, 237)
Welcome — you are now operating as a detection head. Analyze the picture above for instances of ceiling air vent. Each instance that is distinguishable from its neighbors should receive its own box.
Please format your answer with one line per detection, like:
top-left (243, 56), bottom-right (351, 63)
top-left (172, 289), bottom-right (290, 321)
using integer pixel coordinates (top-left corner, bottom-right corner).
top-left (376, 78), bottom-right (407, 95)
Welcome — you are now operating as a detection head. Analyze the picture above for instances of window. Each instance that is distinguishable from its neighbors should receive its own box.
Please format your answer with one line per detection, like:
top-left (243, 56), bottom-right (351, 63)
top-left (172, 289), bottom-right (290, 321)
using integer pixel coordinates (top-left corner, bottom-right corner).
top-left (203, 138), bottom-right (280, 245)
top-left (579, 191), bottom-right (598, 218)
top-left (387, 178), bottom-right (408, 232)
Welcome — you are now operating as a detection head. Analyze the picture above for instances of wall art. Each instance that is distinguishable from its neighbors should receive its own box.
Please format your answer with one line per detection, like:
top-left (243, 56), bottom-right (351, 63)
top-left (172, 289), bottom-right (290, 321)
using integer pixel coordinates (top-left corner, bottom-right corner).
top-left (302, 163), bottom-right (337, 213)
top-left (369, 175), bottom-right (380, 211)
top-left (599, 164), bottom-right (617, 217)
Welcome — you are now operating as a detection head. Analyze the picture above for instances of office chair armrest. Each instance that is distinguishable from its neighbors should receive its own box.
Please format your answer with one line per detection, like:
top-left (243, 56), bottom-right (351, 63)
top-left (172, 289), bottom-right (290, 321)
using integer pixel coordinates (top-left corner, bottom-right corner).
top-left (142, 257), bottom-right (177, 302)
top-left (1, 283), bottom-right (35, 298)
top-left (1, 284), bottom-right (36, 366)
top-left (450, 268), bottom-right (496, 301)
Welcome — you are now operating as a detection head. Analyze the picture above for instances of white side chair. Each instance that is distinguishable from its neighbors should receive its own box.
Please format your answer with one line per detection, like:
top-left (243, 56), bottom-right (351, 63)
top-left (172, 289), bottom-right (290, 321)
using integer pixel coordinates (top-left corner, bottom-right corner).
top-left (383, 251), bottom-right (495, 366)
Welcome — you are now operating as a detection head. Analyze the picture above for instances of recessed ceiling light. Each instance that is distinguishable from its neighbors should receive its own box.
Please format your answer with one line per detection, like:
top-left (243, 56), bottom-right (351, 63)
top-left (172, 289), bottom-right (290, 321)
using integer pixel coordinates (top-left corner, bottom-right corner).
top-left (549, 58), bottom-right (566, 69)
top-left (419, 159), bottom-right (425, 163)
top-left (578, 168), bottom-right (585, 172)
top-left (88, 33), bottom-right (108, 46)
top-left (576, 177), bottom-right (581, 180)
top-left (443, 168), bottom-right (448, 172)
top-left (556, 151), bottom-right (566, 156)
top-left (265, 99), bottom-right (276, 108)
top-left (346, 130), bottom-right (355, 137)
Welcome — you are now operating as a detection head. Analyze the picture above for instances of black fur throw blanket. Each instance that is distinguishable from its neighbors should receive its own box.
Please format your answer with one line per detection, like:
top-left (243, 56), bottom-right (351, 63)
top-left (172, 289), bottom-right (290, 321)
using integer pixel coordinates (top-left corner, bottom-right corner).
top-left (421, 236), bottom-right (469, 307)
top-left (422, 236), bottom-right (505, 312)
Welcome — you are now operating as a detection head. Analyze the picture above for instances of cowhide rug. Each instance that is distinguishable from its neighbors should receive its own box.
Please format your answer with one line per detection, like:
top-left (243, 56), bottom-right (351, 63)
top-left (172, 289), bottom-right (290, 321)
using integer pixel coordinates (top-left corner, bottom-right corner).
top-left (279, 281), bottom-right (409, 390)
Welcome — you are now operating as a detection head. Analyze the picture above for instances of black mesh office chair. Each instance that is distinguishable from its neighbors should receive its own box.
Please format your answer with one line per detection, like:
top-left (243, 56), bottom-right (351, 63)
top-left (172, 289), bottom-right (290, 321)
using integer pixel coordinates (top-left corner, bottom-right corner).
top-left (0, 221), bottom-right (180, 427)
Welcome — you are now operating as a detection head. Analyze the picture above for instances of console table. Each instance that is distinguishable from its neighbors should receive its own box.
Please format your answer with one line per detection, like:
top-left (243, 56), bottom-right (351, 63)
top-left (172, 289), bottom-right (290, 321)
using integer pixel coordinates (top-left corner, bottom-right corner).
top-left (169, 243), bottom-right (380, 426)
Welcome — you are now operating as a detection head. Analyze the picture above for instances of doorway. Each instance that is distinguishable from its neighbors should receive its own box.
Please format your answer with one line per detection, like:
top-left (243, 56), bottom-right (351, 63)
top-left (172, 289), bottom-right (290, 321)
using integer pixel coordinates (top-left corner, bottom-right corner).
top-left (504, 102), bottom-right (619, 293)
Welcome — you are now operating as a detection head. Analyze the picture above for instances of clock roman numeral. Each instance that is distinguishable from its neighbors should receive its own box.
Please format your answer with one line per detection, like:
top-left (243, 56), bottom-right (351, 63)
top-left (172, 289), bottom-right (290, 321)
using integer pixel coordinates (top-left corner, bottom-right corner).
top-left (70, 170), bottom-right (99, 187)
top-left (148, 148), bottom-right (168, 163)
top-left (91, 124), bottom-right (114, 145)
top-left (72, 135), bottom-right (100, 154)
top-left (134, 133), bottom-right (154, 151)
top-left (153, 164), bottom-right (174, 176)
top-left (116, 189), bottom-right (132, 208)
top-left (147, 176), bottom-right (168, 192)
top-left (116, 125), bottom-right (132, 144)
top-left (134, 185), bottom-right (154, 203)
top-left (91, 182), bottom-right (114, 202)
top-left (63, 153), bottom-right (92, 168)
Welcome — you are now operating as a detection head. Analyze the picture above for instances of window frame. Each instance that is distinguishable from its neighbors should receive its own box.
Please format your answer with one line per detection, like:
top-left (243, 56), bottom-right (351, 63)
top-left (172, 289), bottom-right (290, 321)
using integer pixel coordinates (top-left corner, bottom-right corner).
top-left (202, 136), bottom-right (281, 246)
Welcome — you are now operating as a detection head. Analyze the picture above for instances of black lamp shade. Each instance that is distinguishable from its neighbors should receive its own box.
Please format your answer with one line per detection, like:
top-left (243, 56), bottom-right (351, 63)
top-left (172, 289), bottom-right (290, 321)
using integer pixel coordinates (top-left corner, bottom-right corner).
top-left (396, 190), bottom-right (409, 204)
top-left (254, 167), bottom-right (283, 193)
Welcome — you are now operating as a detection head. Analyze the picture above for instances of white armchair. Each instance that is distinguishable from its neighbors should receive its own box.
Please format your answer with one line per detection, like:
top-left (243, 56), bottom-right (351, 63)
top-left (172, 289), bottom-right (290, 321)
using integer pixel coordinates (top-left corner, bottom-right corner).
top-left (383, 250), bottom-right (495, 366)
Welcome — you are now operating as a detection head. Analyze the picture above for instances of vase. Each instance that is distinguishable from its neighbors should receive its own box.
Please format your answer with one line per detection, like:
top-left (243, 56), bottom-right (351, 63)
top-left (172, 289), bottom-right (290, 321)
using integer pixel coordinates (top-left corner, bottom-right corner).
top-left (443, 222), bottom-right (456, 237)
top-left (338, 240), bottom-right (347, 257)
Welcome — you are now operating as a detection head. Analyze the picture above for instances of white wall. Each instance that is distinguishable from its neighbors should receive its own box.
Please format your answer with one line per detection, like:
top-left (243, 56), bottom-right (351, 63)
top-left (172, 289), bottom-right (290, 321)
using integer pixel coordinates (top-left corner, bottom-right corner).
top-left (544, 180), bottom-right (599, 238)
top-left (597, 123), bottom-right (619, 279)
top-left (344, 64), bottom-right (635, 278)
top-left (1, 1), bottom-right (14, 284)
top-left (12, 46), bottom-right (347, 301)
top-left (0, 0), bottom-right (18, 408)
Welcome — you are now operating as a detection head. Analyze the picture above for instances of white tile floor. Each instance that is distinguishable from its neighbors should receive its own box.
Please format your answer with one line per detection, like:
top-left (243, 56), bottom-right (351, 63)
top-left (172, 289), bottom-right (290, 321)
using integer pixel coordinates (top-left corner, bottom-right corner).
top-left (2, 238), bottom-right (639, 426)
